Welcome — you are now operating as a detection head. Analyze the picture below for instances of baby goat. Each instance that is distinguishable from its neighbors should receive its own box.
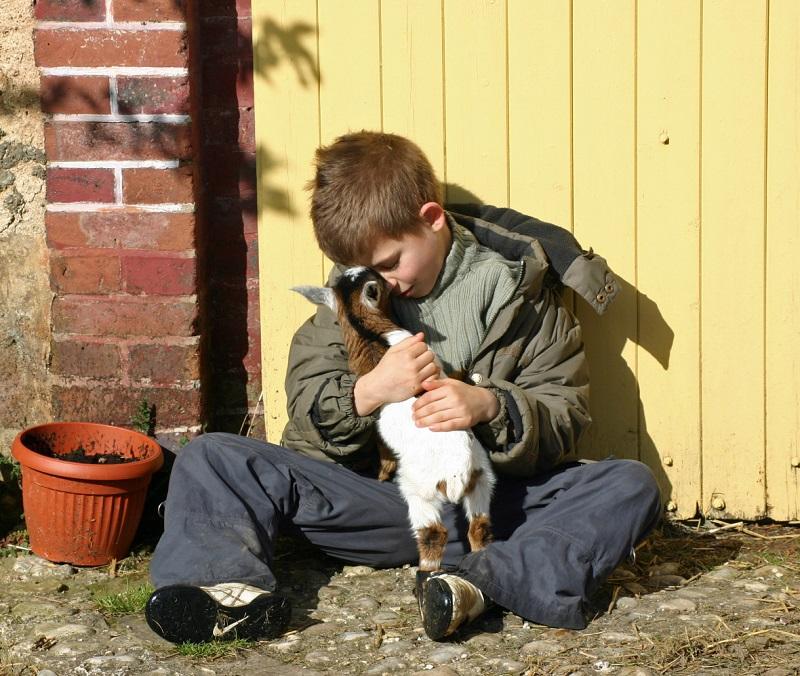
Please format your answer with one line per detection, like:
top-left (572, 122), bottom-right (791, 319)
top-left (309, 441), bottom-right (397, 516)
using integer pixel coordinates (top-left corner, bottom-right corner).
top-left (294, 267), bottom-right (496, 571)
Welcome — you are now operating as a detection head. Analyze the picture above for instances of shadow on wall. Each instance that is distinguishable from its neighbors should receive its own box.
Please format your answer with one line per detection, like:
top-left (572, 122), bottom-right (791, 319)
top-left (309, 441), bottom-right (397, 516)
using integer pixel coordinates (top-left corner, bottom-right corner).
top-left (445, 184), bottom-right (675, 505)
top-left (206, 11), bottom-right (319, 435)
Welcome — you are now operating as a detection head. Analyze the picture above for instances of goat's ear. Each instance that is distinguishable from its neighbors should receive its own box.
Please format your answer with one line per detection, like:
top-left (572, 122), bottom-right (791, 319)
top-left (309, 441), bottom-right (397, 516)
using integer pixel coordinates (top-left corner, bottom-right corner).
top-left (361, 280), bottom-right (381, 310)
top-left (292, 285), bottom-right (338, 312)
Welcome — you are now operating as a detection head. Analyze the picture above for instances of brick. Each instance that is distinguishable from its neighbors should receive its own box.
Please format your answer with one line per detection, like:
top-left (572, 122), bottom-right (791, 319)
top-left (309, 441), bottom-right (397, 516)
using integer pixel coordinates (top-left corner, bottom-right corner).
top-left (40, 76), bottom-right (111, 114)
top-left (53, 384), bottom-right (201, 428)
top-left (208, 197), bottom-right (257, 235)
top-left (53, 297), bottom-right (197, 337)
top-left (47, 210), bottom-right (195, 250)
top-left (35, 0), bottom-right (105, 21)
top-left (46, 168), bottom-right (115, 203)
top-left (114, 0), bottom-right (187, 22)
top-left (200, 0), bottom-right (251, 19)
top-left (122, 255), bottom-right (196, 295)
top-left (123, 166), bottom-right (194, 204)
top-left (45, 121), bottom-right (192, 161)
top-left (201, 17), bottom-right (252, 65)
top-left (203, 149), bottom-right (255, 199)
top-left (117, 76), bottom-right (190, 115)
top-left (129, 343), bottom-right (199, 383)
top-left (50, 340), bottom-right (121, 378)
top-left (35, 29), bottom-right (188, 68)
top-left (202, 108), bottom-right (254, 152)
top-left (51, 253), bottom-right (121, 293)
top-left (201, 62), bottom-right (254, 108)
top-left (207, 230), bottom-right (257, 279)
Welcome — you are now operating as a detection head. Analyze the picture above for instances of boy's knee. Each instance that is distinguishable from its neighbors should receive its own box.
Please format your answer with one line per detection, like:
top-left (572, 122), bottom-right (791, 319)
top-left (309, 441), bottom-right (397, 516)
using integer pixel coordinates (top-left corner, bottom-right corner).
top-left (609, 459), bottom-right (662, 513)
top-left (175, 433), bottom-right (239, 470)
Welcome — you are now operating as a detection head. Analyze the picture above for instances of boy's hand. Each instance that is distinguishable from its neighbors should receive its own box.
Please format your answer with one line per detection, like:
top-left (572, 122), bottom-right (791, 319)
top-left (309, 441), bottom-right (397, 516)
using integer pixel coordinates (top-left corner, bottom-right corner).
top-left (412, 378), bottom-right (500, 432)
top-left (353, 333), bottom-right (439, 415)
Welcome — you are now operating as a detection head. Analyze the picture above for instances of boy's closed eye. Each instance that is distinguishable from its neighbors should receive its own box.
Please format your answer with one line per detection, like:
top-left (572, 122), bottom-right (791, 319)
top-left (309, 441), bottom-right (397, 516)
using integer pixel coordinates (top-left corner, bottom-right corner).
top-left (375, 258), bottom-right (399, 272)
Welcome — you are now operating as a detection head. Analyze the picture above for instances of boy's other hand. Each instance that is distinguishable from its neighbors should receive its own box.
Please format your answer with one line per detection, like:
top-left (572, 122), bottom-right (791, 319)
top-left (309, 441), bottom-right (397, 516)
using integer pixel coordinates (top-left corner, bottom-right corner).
top-left (412, 378), bottom-right (500, 432)
top-left (353, 333), bottom-right (439, 416)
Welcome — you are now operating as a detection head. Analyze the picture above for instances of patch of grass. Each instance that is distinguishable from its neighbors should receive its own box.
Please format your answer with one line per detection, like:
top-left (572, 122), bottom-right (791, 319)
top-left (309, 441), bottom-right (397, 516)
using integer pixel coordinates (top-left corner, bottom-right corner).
top-left (175, 639), bottom-right (253, 659)
top-left (95, 582), bottom-right (154, 614)
top-left (0, 528), bottom-right (29, 558)
top-left (758, 551), bottom-right (787, 566)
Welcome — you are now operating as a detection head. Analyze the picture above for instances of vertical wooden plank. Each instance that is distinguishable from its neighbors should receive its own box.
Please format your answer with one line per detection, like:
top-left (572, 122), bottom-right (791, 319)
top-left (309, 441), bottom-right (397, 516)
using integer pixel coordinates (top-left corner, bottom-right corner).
top-left (443, 0), bottom-right (508, 206)
top-left (317, 0), bottom-right (383, 280)
top-left (766, 0), bottom-right (800, 521)
top-left (381, 0), bottom-right (445, 184)
top-left (636, 0), bottom-right (702, 518)
top-left (572, 0), bottom-right (638, 460)
top-left (507, 0), bottom-right (571, 226)
top-left (253, 0), bottom-right (322, 441)
top-left (317, 0), bottom-right (382, 145)
top-left (701, 0), bottom-right (767, 518)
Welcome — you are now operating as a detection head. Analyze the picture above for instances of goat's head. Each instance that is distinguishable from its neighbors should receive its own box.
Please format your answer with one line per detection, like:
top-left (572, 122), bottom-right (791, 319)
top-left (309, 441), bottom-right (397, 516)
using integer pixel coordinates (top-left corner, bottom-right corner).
top-left (293, 266), bottom-right (400, 375)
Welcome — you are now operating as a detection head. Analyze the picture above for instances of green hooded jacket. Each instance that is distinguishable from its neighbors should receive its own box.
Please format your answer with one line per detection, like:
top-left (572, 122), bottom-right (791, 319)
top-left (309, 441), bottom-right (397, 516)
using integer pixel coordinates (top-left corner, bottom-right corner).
top-left (281, 206), bottom-right (618, 477)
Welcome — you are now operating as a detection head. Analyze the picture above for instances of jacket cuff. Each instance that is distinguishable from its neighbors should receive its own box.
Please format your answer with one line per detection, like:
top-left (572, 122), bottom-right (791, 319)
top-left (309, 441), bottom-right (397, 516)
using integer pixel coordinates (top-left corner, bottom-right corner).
top-left (473, 386), bottom-right (516, 451)
top-left (311, 372), bottom-right (377, 443)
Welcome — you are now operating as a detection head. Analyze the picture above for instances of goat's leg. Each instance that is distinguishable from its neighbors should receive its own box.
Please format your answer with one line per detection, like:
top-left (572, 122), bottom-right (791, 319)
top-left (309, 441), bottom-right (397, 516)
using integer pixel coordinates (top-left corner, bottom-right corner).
top-left (462, 471), bottom-right (493, 552)
top-left (417, 522), bottom-right (448, 572)
top-left (376, 439), bottom-right (397, 481)
top-left (404, 493), bottom-right (447, 572)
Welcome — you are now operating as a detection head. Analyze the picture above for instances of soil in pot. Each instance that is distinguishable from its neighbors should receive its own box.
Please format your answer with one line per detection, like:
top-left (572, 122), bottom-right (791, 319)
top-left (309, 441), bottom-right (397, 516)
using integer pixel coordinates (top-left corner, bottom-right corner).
top-left (23, 437), bottom-right (136, 464)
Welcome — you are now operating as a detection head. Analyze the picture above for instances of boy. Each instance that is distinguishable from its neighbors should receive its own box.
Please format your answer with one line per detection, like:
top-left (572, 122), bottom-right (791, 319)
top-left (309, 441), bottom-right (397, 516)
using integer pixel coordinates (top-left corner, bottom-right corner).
top-left (145, 131), bottom-right (661, 644)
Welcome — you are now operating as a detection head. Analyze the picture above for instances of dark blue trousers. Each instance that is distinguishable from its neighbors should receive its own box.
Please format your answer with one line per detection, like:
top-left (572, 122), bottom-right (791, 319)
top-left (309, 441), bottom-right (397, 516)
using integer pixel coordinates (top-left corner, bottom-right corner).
top-left (150, 433), bottom-right (661, 629)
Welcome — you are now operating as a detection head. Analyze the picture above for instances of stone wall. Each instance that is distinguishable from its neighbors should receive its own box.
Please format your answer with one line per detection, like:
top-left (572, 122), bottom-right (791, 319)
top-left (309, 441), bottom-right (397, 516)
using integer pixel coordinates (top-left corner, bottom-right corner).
top-left (0, 0), bottom-right (51, 455)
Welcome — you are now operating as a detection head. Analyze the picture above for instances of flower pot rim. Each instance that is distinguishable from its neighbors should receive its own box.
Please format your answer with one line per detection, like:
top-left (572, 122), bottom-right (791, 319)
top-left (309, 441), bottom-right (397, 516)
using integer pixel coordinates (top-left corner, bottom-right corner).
top-left (12, 421), bottom-right (163, 481)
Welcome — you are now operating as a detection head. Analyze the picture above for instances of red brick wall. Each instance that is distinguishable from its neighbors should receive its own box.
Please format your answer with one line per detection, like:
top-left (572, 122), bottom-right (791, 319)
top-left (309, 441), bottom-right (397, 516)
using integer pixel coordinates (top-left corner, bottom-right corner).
top-left (36, 0), bottom-right (263, 440)
top-left (36, 0), bottom-right (202, 440)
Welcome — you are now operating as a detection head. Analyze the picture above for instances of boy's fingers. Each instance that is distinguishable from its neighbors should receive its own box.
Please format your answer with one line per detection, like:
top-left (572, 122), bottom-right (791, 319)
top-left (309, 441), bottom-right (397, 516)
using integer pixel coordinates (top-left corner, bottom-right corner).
top-left (418, 362), bottom-right (439, 381)
top-left (420, 378), bottom-right (447, 390)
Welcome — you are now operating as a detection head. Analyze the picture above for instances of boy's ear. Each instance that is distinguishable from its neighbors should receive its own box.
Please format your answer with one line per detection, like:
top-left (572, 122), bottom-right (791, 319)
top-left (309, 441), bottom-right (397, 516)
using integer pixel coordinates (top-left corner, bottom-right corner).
top-left (419, 202), bottom-right (445, 230)
top-left (292, 285), bottom-right (338, 312)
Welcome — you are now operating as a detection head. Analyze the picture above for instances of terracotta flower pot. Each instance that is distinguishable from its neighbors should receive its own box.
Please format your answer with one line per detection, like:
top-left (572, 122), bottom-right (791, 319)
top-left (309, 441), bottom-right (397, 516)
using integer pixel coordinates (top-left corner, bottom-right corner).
top-left (11, 422), bottom-right (163, 566)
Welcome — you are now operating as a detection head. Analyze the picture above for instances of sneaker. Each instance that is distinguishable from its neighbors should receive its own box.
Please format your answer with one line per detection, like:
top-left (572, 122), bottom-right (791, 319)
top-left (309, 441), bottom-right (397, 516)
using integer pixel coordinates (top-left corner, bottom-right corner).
top-left (418, 572), bottom-right (488, 640)
top-left (145, 582), bottom-right (291, 644)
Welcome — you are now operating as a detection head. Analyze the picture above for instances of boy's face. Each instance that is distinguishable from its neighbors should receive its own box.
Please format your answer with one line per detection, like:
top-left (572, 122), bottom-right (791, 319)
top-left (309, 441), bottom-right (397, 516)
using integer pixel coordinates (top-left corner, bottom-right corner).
top-left (360, 205), bottom-right (450, 300)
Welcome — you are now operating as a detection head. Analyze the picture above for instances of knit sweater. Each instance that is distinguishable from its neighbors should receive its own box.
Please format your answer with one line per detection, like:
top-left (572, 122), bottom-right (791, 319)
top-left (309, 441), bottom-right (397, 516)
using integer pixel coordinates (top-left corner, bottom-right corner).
top-left (391, 217), bottom-right (523, 375)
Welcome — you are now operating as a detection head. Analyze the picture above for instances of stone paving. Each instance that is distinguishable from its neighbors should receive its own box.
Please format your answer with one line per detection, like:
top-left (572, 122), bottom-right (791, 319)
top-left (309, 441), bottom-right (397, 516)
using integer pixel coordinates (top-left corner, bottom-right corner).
top-left (1, 524), bottom-right (799, 676)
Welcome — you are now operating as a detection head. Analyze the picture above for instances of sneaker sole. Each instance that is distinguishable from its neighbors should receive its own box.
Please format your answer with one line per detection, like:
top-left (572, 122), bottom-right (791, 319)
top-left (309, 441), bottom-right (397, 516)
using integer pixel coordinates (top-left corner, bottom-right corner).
top-left (422, 577), bottom-right (455, 641)
top-left (145, 585), bottom-right (290, 644)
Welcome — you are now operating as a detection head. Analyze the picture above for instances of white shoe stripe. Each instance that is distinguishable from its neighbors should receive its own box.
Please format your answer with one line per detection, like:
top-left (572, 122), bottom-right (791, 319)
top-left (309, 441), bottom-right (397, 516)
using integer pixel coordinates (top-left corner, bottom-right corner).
top-left (199, 582), bottom-right (268, 608)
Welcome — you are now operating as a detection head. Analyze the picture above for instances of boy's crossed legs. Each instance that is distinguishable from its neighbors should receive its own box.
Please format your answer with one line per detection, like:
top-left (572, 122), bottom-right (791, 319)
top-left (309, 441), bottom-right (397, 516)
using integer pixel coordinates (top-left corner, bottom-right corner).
top-left (146, 433), bottom-right (660, 643)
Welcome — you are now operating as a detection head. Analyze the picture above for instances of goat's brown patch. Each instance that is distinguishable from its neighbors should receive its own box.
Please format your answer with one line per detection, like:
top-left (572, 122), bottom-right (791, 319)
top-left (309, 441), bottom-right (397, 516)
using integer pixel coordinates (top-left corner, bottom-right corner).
top-left (436, 480), bottom-right (447, 496)
top-left (417, 523), bottom-right (448, 572)
top-left (464, 468), bottom-right (483, 495)
top-left (467, 514), bottom-right (492, 552)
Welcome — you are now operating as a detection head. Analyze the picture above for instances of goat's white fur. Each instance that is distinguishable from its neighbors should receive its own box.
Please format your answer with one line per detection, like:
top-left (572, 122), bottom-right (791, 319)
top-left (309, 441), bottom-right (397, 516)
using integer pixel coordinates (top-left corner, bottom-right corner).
top-left (376, 334), bottom-right (496, 534)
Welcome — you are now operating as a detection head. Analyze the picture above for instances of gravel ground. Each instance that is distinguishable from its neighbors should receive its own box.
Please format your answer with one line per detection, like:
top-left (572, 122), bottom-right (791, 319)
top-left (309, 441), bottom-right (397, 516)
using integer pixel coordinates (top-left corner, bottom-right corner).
top-left (1, 522), bottom-right (799, 676)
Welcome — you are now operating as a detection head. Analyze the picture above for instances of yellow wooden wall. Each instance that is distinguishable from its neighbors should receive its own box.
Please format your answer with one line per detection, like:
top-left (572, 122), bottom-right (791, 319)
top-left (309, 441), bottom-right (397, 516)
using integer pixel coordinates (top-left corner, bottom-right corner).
top-left (252, 0), bottom-right (800, 521)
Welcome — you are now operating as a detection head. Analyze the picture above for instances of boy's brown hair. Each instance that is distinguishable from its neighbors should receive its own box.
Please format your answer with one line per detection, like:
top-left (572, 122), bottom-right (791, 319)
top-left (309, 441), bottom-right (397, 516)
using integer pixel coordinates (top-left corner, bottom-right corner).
top-left (308, 130), bottom-right (442, 264)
